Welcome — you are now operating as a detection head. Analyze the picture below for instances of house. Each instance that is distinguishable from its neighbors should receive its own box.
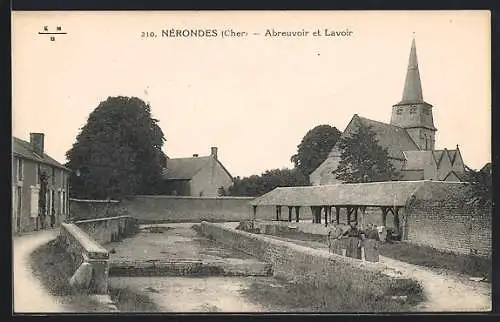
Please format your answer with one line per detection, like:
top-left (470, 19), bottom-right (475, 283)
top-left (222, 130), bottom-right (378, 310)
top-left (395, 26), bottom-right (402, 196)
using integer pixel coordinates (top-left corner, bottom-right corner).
top-left (310, 39), bottom-right (466, 185)
top-left (161, 147), bottom-right (233, 197)
top-left (12, 133), bottom-right (71, 233)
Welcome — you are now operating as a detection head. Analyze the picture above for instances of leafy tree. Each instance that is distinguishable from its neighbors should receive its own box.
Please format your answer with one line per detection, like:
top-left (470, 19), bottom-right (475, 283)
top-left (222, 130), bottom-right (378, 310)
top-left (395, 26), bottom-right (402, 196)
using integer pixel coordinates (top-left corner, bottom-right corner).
top-left (66, 96), bottom-right (165, 199)
top-left (291, 125), bottom-right (341, 177)
top-left (334, 124), bottom-right (399, 183)
top-left (229, 168), bottom-right (308, 197)
top-left (463, 164), bottom-right (492, 207)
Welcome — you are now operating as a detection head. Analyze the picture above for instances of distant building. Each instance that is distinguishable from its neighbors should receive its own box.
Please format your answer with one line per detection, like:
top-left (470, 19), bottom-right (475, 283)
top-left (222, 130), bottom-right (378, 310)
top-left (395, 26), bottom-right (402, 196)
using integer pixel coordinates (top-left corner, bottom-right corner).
top-left (12, 133), bottom-right (71, 233)
top-left (310, 39), bottom-right (466, 185)
top-left (161, 147), bottom-right (233, 197)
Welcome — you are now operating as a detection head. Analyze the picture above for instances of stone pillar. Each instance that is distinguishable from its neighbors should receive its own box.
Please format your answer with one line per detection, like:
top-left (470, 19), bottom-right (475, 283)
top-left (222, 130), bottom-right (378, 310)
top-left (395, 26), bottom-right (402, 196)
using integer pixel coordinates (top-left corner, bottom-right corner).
top-left (83, 253), bottom-right (109, 294)
top-left (295, 206), bottom-right (300, 222)
top-left (310, 206), bottom-right (315, 223)
top-left (288, 206), bottom-right (293, 222)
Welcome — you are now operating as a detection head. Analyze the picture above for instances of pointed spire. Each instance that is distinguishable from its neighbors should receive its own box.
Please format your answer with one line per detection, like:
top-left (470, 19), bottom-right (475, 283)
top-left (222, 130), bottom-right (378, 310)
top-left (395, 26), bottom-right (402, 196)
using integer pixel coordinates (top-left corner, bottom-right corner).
top-left (400, 37), bottom-right (424, 104)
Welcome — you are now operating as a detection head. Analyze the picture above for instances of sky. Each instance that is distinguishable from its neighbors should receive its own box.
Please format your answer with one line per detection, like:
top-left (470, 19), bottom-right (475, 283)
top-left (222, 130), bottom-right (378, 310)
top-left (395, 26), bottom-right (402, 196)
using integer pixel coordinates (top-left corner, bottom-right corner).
top-left (12, 11), bottom-right (491, 177)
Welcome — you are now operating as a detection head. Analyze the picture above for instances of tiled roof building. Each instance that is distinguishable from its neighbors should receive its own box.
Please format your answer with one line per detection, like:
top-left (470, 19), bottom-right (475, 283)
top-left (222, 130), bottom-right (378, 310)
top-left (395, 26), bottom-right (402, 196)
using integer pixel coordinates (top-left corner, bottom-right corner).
top-left (310, 39), bottom-right (466, 185)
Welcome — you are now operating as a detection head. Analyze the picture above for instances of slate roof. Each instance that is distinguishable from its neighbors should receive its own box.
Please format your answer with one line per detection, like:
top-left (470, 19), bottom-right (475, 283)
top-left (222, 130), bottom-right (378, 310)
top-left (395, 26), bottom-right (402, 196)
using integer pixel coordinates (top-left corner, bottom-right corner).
top-left (402, 151), bottom-right (433, 170)
top-left (12, 137), bottom-right (70, 171)
top-left (162, 155), bottom-right (233, 181)
top-left (250, 180), bottom-right (467, 207)
top-left (355, 116), bottom-right (419, 159)
top-left (162, 156), bottom-right (212, 180)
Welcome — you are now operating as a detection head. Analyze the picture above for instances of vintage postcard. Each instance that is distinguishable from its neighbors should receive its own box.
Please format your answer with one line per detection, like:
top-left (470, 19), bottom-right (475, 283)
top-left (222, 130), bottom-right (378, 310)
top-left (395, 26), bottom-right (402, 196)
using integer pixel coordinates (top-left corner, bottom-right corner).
top-left (12, 10), bottom-right (491, 313)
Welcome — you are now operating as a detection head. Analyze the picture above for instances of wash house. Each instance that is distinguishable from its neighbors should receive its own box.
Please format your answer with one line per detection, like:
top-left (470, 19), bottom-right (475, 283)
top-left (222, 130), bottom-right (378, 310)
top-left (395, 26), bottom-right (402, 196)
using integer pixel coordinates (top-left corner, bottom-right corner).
top-left (249, 180), bottom-right (467, 241)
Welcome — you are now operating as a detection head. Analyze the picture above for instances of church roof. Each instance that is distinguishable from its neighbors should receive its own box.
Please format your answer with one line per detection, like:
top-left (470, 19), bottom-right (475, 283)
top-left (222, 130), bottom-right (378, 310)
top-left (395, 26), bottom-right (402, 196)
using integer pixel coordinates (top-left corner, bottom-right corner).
top-left (402, 149), bottom-right (463, 171)
top-left (397, 38), bottom-right (427, 105)
top-left (355, 116), bottom-right (419, 159)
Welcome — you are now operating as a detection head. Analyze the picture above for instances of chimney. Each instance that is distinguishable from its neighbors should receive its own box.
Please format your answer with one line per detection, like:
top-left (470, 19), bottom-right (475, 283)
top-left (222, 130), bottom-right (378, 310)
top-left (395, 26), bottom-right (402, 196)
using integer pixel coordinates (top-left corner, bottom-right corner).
top-left (211, 146), bottom-right (218, 160)
top-left (193, 154), bottom-right (199, 157)
top-left (30, 133), bottom-right (45, 156)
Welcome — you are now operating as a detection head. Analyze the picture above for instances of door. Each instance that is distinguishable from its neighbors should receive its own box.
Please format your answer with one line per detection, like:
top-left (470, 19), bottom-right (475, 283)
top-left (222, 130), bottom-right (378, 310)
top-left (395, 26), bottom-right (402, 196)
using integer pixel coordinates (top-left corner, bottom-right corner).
top-left (16, 186), bottom-right (22, 232)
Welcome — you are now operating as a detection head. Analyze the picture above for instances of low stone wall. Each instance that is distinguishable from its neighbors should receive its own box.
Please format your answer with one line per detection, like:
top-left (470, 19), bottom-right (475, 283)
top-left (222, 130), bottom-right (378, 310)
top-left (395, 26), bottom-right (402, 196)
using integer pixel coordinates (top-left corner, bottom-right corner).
top-left (58, 223), bottom-right (109, 294)
top-left (69, 198), bottom-right (123, 221)
top-left (120, 195), bottom-right (306, 223)
top-left (199, 222), bottom-right (402, 293)
top-left (75, 216), bottom-right (138, 245)
top-left (256, 220), bottom-right (331, 236)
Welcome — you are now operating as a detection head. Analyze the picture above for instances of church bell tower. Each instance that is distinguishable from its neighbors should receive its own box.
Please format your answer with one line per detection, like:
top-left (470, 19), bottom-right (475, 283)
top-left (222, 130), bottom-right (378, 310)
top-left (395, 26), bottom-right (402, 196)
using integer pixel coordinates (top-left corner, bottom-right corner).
top-left (390, 38), bottom-right (437, 150)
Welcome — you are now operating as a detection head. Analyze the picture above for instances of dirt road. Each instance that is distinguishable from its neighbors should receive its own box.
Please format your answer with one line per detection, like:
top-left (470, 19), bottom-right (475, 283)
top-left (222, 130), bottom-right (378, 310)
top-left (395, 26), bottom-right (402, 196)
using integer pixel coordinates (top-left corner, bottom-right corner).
top-left (13, 230), bottom-right (72, 313)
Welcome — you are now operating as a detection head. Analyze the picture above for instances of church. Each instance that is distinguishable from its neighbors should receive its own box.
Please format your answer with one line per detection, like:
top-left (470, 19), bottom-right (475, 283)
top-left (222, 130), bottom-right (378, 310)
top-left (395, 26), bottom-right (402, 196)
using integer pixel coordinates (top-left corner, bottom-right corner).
top-left (310, 39), bottom-right (466, 185)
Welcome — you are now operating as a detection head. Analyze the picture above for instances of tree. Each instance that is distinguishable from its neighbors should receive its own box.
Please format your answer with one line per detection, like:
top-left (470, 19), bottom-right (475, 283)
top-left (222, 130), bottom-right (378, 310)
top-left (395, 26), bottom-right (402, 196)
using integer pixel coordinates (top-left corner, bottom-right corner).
top-left (229, 168), bottom-right (308, 197)
top-left (291, 125), bottom-right (341, 178)
top-left (66, 96), bottom-right (165, 199)
top-left (334, 124), bottom-right (399, 183)
top-left (463, 164), bottom-right (492, 207)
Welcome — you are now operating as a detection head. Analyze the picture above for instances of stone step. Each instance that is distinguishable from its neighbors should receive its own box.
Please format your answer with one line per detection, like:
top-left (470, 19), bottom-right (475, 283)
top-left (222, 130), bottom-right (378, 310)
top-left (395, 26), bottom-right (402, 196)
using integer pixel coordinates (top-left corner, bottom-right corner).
top-left (109, 259), bottom-right (272, 277)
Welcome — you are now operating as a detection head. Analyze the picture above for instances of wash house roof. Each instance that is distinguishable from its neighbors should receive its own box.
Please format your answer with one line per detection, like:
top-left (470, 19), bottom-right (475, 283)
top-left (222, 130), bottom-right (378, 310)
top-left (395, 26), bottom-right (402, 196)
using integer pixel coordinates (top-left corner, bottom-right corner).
top-left (250, 180), bottom-right (467, 208)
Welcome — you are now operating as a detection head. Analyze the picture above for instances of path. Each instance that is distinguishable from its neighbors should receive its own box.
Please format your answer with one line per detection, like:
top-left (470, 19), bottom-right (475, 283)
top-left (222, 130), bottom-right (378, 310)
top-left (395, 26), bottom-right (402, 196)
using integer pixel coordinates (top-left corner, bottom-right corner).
top-left (379, 256), bottom-right (491, 312)
top-left (13, 229), bottom-right (72, 313)
top-left (256, 233), bottom-right (492, 312)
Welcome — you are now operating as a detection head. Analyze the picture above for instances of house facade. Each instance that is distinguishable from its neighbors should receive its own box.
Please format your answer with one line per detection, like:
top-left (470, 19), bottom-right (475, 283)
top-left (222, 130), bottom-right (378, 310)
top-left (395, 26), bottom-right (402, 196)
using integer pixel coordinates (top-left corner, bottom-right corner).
top-left (12, 133), bottom-right (71, 233)
top-left (310, 39), bottom-right (466, 185)
top-left (161, 147), bottom-right (233, 197)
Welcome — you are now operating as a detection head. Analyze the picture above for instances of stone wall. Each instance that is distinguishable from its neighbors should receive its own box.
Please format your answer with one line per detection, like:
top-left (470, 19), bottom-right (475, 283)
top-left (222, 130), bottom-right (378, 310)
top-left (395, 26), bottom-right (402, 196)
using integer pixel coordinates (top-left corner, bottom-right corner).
top-left (58, 223), bottom-right (109, 294)
top-left (198, 222), bottom-right (405, 293)
top-left (69, 199), bottom-right (123, 221)
top-left (406, 199), bottom-right (491, 258)
top-left (74, 216), bottom-right (138, 245)
top-left (119, 196), bottom-right (311, 223)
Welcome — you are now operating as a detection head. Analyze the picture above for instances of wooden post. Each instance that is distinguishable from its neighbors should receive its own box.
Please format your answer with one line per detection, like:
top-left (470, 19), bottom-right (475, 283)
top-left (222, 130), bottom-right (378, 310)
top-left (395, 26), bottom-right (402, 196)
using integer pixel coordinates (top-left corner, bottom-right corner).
top-left (295, 206), bottom-right (300, 222)
top-left (323, 206), bottom-right (328, 227)
top-left (381, 207), bottom-right (388, 226)
top-left (252, 205), bottom-right (257, 221)
top-left (335, 207), bottom-right (340, 224)
top-left (346, 207), bottom-right (351, 224)
top-left (394, 207), bottom-right (401, 235)
top-left (288, 206), bottom-right (293, 222)
top-left (276, 206), bottom-right (280, 221)
top-left (359, 206), bottom-right (366, 230)
top-left (354, 207), bottom-right (358, 225)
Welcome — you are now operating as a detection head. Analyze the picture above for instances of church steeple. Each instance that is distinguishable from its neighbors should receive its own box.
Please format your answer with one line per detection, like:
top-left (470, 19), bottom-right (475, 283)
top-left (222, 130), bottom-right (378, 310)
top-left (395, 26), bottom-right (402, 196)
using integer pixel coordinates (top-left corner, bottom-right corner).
top-left (390, 37), bottom-right (437, 151)
top-left (400, 38), bottom-right (424, 104)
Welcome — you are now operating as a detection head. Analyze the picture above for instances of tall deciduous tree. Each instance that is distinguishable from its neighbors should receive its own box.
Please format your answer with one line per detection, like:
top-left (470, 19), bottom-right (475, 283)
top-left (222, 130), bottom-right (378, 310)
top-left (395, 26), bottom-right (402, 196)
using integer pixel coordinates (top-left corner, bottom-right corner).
top-left (464, 164), bottom-right (492, 207)
top-left (66, 96), bottom-right (165, 199)
top-left (229, 168), bottom-right (308, 197)
top-left (334, 124), bottom-right (399, 183)
top-left (291, 125), bottom-right (341, 178)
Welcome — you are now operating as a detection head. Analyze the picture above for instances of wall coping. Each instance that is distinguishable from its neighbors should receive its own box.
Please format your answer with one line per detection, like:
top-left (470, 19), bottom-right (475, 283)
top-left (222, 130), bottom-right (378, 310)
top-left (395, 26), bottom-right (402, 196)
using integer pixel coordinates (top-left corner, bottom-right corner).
top-left (70, 198), bottom-right (121, 203)
top-left (61, 223), bottom-right (109, 259)
top-left (126, 195), bottom-right (255, 201)
top-left (74, 215), bottom-right (134, 225)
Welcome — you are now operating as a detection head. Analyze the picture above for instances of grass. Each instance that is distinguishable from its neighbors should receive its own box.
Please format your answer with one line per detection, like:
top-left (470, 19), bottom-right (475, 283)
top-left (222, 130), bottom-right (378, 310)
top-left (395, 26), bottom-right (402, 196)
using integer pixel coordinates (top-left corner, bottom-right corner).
top-left (379, 242), bottom-right (492, 280)
top-left (241, 274), bottom-right (424, 312)
top-left (29, 239), bottom-right (161, 312)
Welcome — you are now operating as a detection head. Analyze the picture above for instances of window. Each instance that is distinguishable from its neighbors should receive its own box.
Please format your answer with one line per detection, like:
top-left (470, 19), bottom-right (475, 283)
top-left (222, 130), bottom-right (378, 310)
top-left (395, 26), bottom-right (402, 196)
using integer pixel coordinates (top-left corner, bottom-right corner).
top-left (51, 167), bottom-right (56, 185)
top-left (396, 107), bottom-right (403, 115)
top-left (36, 164), bottom-right (41, 185)
top-left (410, 107), bottom-right (417, 115)
top-left (17, 158), bottom-right (23, 181)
